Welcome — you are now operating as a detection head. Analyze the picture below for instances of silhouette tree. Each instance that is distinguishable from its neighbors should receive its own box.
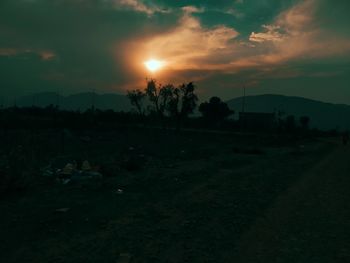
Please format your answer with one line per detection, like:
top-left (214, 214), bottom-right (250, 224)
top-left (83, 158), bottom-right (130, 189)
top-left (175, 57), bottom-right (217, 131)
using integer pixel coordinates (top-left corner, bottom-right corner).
top-left (145, 79), bottom-right (167, 117)
top-left (159, 84), bottom-right (174, 116)
top-left (144, 80), bottom-right (175, 127)
top-left (167, 87), bottom-right (180, 118)
top-left (127, 80), bottom-right (198, 128)
top-left (199, 97), bottom-right (233, 126)
top-left (180, 82), bottom-right (198, 118)
top-left (299, 116), bottom-right (310, 130)
top-left (127, 89), bottom-right (146, 116)
top-left (167, 82), bottom-right (198, 128)
top-left (145, 79), bottom-right (160, 114)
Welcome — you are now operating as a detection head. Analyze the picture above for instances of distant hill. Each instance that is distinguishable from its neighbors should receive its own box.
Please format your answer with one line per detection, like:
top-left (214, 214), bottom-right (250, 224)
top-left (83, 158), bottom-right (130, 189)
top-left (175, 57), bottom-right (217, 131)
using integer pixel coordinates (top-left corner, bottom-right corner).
top-left (5, 92), bottom-right (350, 130)
top-left (15, 92), bottom-right (132, 112)
top-left (227, 94), bottom-right (350, 130)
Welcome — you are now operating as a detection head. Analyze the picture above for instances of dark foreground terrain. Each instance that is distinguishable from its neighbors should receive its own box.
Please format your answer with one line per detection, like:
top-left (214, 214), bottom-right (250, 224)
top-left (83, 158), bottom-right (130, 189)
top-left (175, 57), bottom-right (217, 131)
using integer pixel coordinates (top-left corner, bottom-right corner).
top-left (0, 128), bottom-right (348, 262)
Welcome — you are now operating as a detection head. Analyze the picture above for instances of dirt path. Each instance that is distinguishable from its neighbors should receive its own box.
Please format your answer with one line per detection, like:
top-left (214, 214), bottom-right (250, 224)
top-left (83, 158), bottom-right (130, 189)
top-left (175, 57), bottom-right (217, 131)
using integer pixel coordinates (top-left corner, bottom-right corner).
top-left (235, 140), bottom-right (350, 263)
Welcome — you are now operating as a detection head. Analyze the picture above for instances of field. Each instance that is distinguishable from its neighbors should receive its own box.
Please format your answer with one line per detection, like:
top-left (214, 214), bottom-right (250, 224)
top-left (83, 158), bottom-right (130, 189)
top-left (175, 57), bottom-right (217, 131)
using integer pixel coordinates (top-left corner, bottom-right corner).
top-left (1, 128), bottom-right (348, 263)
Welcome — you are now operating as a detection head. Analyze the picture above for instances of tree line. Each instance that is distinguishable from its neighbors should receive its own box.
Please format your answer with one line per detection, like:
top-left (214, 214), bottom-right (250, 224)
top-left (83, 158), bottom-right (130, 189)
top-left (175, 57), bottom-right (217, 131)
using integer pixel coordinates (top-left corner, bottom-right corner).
top-left (127, 79), bottom-right (312, 132)
top-left (0, 80), bottom-right (318, 133)
top-left (127, 79), bottom-right (234, 129)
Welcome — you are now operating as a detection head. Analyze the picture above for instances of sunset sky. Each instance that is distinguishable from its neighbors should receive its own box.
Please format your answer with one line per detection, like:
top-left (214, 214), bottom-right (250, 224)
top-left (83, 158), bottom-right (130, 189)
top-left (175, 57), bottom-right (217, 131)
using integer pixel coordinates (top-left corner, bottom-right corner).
top-left (1, 0), bottom-right (350, 103)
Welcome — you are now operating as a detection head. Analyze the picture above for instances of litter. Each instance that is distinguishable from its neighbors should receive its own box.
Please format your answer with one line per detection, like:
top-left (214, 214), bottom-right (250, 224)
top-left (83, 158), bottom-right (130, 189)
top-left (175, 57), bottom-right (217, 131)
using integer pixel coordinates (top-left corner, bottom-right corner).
top-left (114, 189), bottom-right (124, 195)
top-left (41, 165), bottom-right (54, 177)
top-left (117, 189), bottom-right (124, 194)
top-left (55, 208), bottom-right (70, 213)
top-left (81, 160), bottom-right (92, 171)
top-left (61, 163), bottom-right (74, 176)
top-left (62, 179), bottom-right (71, 185)
top-left (41, 158), bottom-right (103, 184)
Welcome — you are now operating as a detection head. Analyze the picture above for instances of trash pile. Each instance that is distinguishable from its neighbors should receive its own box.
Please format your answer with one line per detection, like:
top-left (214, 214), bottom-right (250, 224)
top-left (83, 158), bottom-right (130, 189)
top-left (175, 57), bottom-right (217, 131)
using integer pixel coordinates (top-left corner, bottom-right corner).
top-left (41, 145), bottom-right (149, 183)
top-left (42, 159), bottom-right (102, 184)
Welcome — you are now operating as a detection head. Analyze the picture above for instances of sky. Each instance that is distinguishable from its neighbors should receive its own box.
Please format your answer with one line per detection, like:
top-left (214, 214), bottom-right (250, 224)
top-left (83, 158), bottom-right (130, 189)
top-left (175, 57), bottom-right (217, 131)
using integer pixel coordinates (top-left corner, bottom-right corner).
top-left (1, 0), bottom-right (350, 104)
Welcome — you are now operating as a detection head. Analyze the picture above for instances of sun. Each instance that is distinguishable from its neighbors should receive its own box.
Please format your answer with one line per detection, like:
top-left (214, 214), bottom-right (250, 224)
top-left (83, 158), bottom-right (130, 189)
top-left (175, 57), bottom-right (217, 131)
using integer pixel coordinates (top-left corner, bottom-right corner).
top-left (144, 59), bottom-right (164, 72)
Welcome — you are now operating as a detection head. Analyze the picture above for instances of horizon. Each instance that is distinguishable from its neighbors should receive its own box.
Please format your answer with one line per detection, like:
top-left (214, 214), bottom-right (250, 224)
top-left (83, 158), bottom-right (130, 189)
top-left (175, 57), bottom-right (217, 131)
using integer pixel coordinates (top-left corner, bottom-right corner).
top-left (1, 91), bottom-right (350, 107)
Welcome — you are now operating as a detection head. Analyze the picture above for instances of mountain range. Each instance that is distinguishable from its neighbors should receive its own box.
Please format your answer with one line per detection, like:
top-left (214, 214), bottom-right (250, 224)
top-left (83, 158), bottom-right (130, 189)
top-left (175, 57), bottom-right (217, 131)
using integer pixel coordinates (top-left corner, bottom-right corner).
top-left (227, 94), bottom-right (350, 130)
top-left (2, 92), bottom-right (350, 130)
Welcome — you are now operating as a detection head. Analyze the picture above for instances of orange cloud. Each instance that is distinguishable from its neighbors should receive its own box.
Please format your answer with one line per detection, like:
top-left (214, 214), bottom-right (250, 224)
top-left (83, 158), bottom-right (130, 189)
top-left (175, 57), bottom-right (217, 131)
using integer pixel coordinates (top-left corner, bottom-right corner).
top-left (0, 48), bottom-right (19, 56)
top-left (122, 0), bottom-right (350, 91)
top-left (0, 48), bottom-right (56, 61)
top-left (249, 25), bottom-right (285, 43)
top-left (249, 0), bottom-right (350, 64)
top-left (141, 11), bottom-right (239, 71)
top-left (39, 50), bottom-right (56, 61)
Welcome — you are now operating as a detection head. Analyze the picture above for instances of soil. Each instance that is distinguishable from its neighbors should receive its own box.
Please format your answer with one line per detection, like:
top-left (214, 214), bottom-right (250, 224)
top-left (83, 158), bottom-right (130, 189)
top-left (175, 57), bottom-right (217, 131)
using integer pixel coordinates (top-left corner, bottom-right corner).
top-left (0, 129), bottom-right (346, 263)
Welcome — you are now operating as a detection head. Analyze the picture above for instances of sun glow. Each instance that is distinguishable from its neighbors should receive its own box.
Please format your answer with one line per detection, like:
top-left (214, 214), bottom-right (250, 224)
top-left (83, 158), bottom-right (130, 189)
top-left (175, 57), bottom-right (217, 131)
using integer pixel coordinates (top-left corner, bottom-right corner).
top-left (144, 59), bottom-right (164, 72)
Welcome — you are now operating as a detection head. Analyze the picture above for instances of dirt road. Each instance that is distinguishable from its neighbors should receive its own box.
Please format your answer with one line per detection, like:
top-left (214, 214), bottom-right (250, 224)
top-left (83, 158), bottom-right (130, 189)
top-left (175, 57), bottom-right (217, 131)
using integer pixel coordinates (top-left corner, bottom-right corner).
top-left (235, 140), bottom-right (350, 262)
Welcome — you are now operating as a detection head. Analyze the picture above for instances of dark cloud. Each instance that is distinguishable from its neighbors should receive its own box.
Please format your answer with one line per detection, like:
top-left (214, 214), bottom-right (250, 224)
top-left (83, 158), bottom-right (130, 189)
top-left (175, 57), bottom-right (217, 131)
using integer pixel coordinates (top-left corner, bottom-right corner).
top-left (0, 0), bottom-right (178, 96)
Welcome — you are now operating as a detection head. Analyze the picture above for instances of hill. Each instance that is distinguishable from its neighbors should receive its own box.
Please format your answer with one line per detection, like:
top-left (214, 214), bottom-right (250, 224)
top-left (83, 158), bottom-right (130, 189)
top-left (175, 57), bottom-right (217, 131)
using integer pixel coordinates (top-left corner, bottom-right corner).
top-left (7, 92), bottom-right (350, 130)
top-left (227, 94), bottom-right (350, 130)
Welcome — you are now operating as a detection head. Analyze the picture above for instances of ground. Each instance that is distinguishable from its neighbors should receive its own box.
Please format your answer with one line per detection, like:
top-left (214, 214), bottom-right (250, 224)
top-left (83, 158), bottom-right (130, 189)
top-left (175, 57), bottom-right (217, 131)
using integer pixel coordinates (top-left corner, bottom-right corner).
top-left (0, 128), bottom-right (348, 263)
top-left (235, 138), bottom-right (350, 263)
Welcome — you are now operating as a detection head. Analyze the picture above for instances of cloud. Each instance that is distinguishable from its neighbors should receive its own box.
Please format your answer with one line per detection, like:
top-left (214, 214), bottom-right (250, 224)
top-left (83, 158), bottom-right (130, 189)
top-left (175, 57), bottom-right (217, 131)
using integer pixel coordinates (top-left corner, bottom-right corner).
top-left (0, 48), bottom-right (18, 56)
top-left (39, 50), bottom-right (56, 61)
top-left (275, 0), bottom-right (315, 34)
top-left (223, 8), bottom-right (245, 18)
top-left (0, 0), bottom-right (160, 95)
top-left (249, 25), bottom-right (285, 43)
top-left (124, 0), bottom-right (350, 88)
top-left (113, 0), bottom-right (170, 15)
top-left (139, 0), bottom-right (350, 75)
top-left (0, 48), bottom-right (56, 61)
top-left (181, 6), bottom-right (205, 14)
top-left (1, 0), bottom-right (350, 101)
top-left (248, 0), bottom-right (350, 63)
top-left (125, 0), bottom-right (350, 94)
top-left (141, 11), bottom-right (239, 70)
